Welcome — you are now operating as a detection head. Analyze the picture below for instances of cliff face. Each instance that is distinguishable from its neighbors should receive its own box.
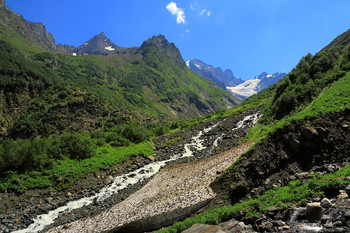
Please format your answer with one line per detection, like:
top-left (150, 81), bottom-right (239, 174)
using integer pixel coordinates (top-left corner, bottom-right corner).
top-left (0, 0), bottom-right (56, 52)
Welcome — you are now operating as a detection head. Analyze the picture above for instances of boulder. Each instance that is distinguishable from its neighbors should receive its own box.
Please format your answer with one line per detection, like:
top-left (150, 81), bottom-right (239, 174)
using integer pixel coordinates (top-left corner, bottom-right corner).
top-left (104, 176), bottom-right (114, 185)
top-left (320, 198), bottom-right (332, 208)
top-left (182, 224), bottom-right (225, 233)
top-left (288, 139), bottom-right (300, 150)
top-left (301, 127), bottom-right (318, 140)
top-left (305, 202), bottom-right (323, 222)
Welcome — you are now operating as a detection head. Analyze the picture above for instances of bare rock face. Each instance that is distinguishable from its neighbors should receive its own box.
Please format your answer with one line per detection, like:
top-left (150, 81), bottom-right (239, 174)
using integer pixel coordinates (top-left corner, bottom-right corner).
top-left (0, 1), bottom-right (56, 52)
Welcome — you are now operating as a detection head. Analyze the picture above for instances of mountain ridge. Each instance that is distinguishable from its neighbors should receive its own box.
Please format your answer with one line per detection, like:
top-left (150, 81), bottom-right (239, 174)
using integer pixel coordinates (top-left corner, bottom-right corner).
top-left (186, 59), bottom-right (244, 89)
top-left (0, 4), bottom-right (239, 139)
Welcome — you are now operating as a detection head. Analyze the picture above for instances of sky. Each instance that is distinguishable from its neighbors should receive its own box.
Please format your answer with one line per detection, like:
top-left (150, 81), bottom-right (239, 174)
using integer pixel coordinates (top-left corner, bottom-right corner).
top-left (6, 0), bottom-right (350, 80)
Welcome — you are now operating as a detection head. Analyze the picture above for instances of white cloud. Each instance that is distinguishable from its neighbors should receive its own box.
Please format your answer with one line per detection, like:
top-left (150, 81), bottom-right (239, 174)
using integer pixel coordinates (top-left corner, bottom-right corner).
top-left (186, 29), bottom-right (190, 33)
top-left (199, 9), bottom-right (211, 16)
top-left (166, 2), bottom-right (186, 24)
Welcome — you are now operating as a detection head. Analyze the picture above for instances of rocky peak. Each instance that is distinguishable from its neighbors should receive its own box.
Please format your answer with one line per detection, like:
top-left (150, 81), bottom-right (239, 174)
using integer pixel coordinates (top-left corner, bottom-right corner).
top-left (139, 34), bottom-right (186, 67)
top-left (73, 32), bottom-right (122, 56)
top-left (187, 59), bottom-right (243, 88)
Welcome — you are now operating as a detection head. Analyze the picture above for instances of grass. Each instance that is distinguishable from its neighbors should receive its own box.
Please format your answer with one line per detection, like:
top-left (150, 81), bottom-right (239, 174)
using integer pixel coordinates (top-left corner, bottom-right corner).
top-left (245, 72), bottom-right (350, 142)
top-left (162, 137), bottom-right (182, 147)
top-left (0, 141), bottom-right (154, 193)
top-left (158, 165), bottom-right (350, 233)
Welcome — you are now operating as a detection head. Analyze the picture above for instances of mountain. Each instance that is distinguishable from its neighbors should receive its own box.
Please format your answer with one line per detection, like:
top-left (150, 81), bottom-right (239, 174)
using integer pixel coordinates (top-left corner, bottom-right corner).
top-left (323, 28), bottom-right (350, 50)
top-left (0, 2), bottom-right (239, 140)
top-left (0, 0), bottom-right (56, 52)
top-left (57, 32), bottom-right (123, 56)
top-left (226, 72), bottom-right (286, 100)
top-left (186, 59), bottom-right (244, 89)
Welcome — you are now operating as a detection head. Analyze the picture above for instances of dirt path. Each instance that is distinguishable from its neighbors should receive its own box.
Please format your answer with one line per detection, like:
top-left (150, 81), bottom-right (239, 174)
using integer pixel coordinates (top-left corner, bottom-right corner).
top-left (47, 140), bottom-right (258, 233)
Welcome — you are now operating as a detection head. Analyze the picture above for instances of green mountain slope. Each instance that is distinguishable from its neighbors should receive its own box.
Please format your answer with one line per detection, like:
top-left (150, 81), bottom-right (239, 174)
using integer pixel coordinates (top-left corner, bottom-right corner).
top-left (0, 3), bottom-right (239, 140)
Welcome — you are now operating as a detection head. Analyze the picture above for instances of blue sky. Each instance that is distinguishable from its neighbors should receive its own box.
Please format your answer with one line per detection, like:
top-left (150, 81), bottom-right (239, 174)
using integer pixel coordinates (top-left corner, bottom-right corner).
top-left (6, 0), bottom-right (350, 80)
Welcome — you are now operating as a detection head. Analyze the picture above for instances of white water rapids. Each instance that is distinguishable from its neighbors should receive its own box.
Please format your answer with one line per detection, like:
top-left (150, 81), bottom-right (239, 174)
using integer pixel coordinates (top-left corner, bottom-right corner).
top-left (14, 112), bottom-right (260, 233)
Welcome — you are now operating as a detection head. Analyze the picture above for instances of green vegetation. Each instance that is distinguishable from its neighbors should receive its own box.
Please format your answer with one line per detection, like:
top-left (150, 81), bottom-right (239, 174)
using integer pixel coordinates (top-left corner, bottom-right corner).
top-left (159, 166), bottom-right (350, 233)
top-left (162, 137), bottom-right (182, 147)
top-left (0, 135), bottom-right (153, 193)
top-left (246, 72), bottom-right (350, 141)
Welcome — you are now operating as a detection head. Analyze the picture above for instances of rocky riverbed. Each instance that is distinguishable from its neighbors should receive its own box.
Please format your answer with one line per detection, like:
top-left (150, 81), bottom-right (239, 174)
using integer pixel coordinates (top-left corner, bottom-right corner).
top-left (0, 108), bottom-right (261, 233)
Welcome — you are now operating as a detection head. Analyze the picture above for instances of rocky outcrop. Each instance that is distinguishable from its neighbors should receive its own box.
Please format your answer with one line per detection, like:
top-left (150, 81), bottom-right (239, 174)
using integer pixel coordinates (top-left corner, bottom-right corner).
top-left (0, 1), bottom-right (56, 52)
top-left (56, 44), bottom-right (76, 55)
top-left (211, 108), bottom-right (350, 206)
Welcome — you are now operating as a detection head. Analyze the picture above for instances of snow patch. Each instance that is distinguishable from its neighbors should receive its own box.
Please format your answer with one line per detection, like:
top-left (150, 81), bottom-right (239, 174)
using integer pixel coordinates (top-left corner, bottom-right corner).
top-left (105, 46), bottom-right (115, 51)
top-left (84, 43), bottom-right (88, 46)
top-left (186, 60), bottom-right (190, 67)
top-left (226, 78), bottom-right (260, 99)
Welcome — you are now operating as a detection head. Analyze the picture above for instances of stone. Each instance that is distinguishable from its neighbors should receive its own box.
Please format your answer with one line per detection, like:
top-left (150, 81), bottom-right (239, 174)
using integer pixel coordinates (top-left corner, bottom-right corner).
top-left (104, 176), bottom-right (114, 185)
top-left (320, 198), bottom-right (332, 208)
top-left (66, 192), bottom-right (72, 197)
top-left (148, 156), bottom-right (155, 161)
top-left (278, 226), bottom-right (290, 230)
top-left (333, 221), bottom-right (343, 227)
top-left (56, 177), bottom-right (63, 182)
top-left (182, 224), bottom-right (225, 233)
top-left (266, 206), bottom-right (278, 212)
top-left (345, 184), bottom-right (350, 196)
top-left (338, 190), bottom-right (348, 199)
top-left (305, 202), bottom-right (323, 222)
top-left (301, 127), bottom-right (318, 140)
top-left (295, 172), bottom-right (309, 180)
top-left (288, 139), bottom-right (300, 150)
top-left (342, 209), bottom-right (350, 219)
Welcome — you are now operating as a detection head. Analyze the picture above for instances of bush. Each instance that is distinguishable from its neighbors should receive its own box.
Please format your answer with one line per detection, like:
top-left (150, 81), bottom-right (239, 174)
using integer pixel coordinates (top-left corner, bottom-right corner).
top-left (122, 123), bottom-right (152, 143)
top-left (51, 133), bottom-right (96, 160)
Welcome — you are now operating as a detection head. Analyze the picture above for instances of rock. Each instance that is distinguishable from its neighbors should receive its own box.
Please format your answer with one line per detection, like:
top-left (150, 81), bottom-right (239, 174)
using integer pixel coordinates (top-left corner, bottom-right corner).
top-left (66, 192), bottom-right (73, 197)
top-left (288, 139), bottom-right (300, 150)
top-left (56, 177), bottom-right (63, 182)
top-left (301, 127), bottom-right (318, 140)
top-left (259, 220), bottom-right (274, 232)
top-left (219, 219), bottom-right (257, 233)
top-left (342, 209), bottom-right (350, 219)
top-left (338, 190), bottom-right (348, 199)
top-left (333, 220), bottom-right (343, 227)
top-left (345, 184), bottom-right (350, 196)
top-left (278, 225), bottom-right (290, 230)
top-left (295, 172), bottom-right (310, 180)
top-left (104, 176), bottom-right (114, 185)
top-left (148, 156), bottom-right (155, 161)
top-left (266, 206), bottom-right (278, 212)
top-left (305, 202), bottom-right (323, 222)
top-left (321, 198), bottom-right (332, 208)
top-left (182, 223), bottom-right (225, 233)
